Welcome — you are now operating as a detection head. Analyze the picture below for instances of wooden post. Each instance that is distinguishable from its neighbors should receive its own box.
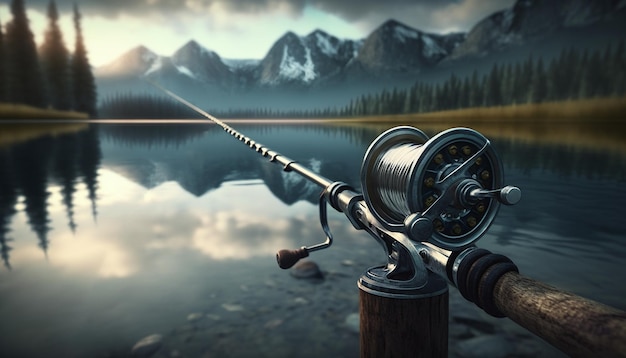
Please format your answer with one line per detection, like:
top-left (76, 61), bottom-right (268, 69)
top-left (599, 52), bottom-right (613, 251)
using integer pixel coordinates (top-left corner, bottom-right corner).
top-left (359, 271), bottom-right (449, 358)
top-left (490, 271), bottom-right (626, 358)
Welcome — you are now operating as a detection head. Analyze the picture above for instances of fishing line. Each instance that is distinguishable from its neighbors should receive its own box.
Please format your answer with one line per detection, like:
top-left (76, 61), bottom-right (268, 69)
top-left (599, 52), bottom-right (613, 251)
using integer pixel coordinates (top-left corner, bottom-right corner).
top-left (372, 142), bottom-right (425, 220)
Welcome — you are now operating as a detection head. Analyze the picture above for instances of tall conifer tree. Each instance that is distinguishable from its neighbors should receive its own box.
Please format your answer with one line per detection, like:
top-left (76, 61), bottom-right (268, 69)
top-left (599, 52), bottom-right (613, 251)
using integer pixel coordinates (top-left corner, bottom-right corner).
top-left (484, 63), bottom-right (502, 107)
top-left (41, 0), bottom-right (71, 110)
top-left (5, 0), bottom-right (46, 107)
top-left (0, 20), bottom-right (6, 102)
top-left (530, 58), bottom-right (548, 103)
top-left (71, 3), bottom-right (97, 117)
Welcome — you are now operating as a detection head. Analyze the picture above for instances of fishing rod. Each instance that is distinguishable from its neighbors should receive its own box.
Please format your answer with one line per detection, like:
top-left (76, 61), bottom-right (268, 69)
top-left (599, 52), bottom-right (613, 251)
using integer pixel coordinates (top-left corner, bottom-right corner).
top-left (149, 81), bottom-right (626, 358)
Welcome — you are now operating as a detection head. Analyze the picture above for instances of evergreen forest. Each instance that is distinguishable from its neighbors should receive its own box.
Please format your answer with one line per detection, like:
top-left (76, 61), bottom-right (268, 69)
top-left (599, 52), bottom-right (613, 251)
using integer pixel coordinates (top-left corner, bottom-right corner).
top-left (0, 0), bottom-right (97, 117)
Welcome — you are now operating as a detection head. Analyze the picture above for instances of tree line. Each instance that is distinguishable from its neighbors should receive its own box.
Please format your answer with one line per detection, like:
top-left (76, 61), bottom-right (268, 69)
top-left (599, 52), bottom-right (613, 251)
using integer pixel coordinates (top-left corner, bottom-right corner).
top-left (99, 93), bottom-right (347, 119)
top-left (343, 41), bottom-right (625, 117)
top-left (0, 0), bottom-right (97, 117)
top-left (99, 93), bottom-right (203, 119)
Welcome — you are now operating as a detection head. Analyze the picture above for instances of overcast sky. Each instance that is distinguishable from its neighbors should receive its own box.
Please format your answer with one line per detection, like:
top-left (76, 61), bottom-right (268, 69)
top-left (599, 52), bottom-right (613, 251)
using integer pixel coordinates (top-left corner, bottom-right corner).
top-left (0, 0), bottom-right (514, 67)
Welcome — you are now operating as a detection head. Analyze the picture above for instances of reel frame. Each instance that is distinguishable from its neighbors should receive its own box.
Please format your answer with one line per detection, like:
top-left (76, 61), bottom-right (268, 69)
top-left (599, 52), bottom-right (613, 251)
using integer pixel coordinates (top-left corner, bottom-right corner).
top-left (361, 126), bottom-right (507, 251)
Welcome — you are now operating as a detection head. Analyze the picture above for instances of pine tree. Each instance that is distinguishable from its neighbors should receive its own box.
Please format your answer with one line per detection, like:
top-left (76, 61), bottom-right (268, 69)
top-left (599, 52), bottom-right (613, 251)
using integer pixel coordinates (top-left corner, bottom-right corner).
top-left (501, 64), bottom-right (513, 105)
top-left (448, 74), bottom-right (460, 109)
top-left (71, 3), bottom-right (97, 117)
top-left (5, 0), bottom-right (46, 107)
top-left (576, 49), bottom-right (590, 99)
top-left (564, 47), bottom-right (580, 99)
top-left (521, 55), bottom-right (535, 103)
top-left (509, 62), bottom-right (522, 104)
top-left (484, 63), bottom-right (502, 107)
top-left (469, 70), bottom-right (482, 107)
top-left (529, 58), bottom-right (548, 103)
top-left (546, 58), bottom-right (559, 101)
top-left (40, 0), bottom-right (71, 110)
top-left (0, 19), bottom-right (6, 102)
top-left (460, 77), bottom-right (470, 109)
top-left (402, 89), bottom-right (412, 114)
top-left (613, 40), bottom-right (625, 96)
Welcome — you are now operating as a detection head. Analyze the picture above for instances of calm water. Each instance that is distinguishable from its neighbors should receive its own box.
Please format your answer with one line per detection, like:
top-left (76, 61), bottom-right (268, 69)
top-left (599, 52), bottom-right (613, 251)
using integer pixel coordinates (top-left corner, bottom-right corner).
top-left (0, 121), bottom-right (625, 357)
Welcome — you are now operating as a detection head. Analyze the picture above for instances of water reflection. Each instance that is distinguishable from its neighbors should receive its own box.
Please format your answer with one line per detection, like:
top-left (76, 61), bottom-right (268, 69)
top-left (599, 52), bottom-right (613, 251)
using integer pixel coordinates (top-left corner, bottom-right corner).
top-left (0, 127), bottom-right (101, 269)
top-left (0, 121), bottom-right (625, 357)
top-left (1, 122), bottom-right (625, 270)
top-left (99, 123), bottom-right (369, 202)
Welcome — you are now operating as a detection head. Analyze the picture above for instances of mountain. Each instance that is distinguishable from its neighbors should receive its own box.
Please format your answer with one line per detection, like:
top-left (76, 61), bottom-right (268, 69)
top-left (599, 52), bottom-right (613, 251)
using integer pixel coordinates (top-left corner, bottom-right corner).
top-left (256, 30), bottom-right (362, 87)
top-left (339, 19), bottom-right (466, 89)
top-left (95, 0), bottom-right (626, 112)
top-left (95, 22), bottom-right (465, 109)
top-left (170, 40), bottom-right (236, 87)
top-left (347, 20), bottom-right (464, 76)
top-left (94, 41), bottom-right (241, 108)
top-left (96, 46), bottom-right (161, 77)
top-left (447, 0), bottom-right (626, 61)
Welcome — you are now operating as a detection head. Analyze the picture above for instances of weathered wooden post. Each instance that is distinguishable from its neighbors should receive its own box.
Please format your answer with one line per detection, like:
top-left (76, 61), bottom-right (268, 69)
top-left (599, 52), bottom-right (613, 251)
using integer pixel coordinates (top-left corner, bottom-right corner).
top-left (358, 270), bottom-right (448, 357)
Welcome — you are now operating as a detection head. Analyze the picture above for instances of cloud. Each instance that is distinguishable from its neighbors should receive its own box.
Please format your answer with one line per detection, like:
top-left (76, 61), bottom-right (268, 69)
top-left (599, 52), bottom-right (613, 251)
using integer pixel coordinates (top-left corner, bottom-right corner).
top-left (310, 0), bottom-right (515, 33)
top-left (23, 0), bottom-right (513, 33)
top-left (23, 0), bottom-right (305, 19)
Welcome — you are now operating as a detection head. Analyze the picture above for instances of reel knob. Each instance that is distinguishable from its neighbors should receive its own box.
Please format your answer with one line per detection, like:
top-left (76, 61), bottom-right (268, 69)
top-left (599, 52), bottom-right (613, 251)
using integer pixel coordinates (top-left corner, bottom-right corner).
top-left (276, 247), bottom-right (309, 269)
top-left (498, 186), bottom-right (522, 205)
top-left (459, 180), bottom-right (522, 206)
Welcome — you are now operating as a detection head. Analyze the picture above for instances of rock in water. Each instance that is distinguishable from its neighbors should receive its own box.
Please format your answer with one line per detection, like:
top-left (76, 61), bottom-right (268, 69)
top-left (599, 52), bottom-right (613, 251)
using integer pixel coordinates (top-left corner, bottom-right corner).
top-left (221, 303), bottom-right (245, 312)
top-left (345, 313), bottom-right (360, 333)
top-left (131, 334), bottom-right (163, 357)
top-left (187, 312), bottom-right (203, 322)
top-left (291, 260), bottom-right (324, 280)
top-left (455, 335), bottom-right (515, 358)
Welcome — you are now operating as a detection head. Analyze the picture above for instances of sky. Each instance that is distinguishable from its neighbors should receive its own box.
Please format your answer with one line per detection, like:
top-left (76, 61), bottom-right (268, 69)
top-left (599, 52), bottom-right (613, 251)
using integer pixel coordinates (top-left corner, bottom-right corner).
top-left (0, 0), bottom-right (514, 67)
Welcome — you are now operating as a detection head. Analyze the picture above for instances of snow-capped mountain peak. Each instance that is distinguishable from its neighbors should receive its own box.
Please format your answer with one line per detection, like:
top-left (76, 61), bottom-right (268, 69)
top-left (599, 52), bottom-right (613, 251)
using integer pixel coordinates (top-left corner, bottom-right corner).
top-left (95, 45), bottom-right (159, 77)
top-left (278, 44), bottom-right (317, 83)
top-left (169, 39), bottom-right (232, 83)
top-left (174, 40), bottom-right (219, 60)
top-left (421, 34), bottom-right (447, 58)
top-left (393, 24), bottom-right (419, 43)
top-left (306, 29), bottom-right (340, 57)
top-left (257, 29), bottom-right (361, 86)
top-left (144, 56), bottom-right (164, 76)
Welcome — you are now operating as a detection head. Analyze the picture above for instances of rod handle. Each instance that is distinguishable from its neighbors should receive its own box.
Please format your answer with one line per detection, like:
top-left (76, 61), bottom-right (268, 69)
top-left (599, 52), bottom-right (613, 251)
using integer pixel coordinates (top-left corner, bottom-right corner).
top-left (493, 271), bottom-right (626, 358)
top-left (276, 247), bottom-right (309, 269)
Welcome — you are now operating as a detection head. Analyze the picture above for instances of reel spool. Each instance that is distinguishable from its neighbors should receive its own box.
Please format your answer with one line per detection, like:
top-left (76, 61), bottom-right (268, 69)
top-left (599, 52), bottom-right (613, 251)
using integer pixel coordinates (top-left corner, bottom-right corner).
top-left (361, 126), bottom-right (520, 250)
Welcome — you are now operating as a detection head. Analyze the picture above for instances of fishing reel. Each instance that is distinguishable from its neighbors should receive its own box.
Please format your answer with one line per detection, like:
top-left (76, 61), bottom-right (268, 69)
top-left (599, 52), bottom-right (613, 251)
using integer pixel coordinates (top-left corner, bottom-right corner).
top-left (276, 126), bottom-right (520, 298)
top-left (361, 126), bottom-right (520, 250)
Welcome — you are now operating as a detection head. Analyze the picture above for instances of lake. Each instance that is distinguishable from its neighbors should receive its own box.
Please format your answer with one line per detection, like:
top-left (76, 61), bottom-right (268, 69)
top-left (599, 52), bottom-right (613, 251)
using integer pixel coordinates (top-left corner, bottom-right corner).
top-left (0, 119), bottom-right (625, 357)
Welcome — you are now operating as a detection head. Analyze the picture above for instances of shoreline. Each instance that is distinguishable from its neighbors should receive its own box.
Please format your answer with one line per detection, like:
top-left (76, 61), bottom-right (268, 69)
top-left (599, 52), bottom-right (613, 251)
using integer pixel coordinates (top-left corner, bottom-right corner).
top-left (2, 97), bottom-right (623, 123)
top-left (0, 103), bottom-right (88, 120)
top-left (325, 96), bottom-right (626, 124)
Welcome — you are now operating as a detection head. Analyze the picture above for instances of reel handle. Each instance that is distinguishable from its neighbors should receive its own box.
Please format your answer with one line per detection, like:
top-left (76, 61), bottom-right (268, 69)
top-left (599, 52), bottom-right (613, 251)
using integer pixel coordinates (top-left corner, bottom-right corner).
top-left (276, 247), bottom-right (309, 269)
top-left (462, 182), bottom-right (522, 206)
top-left (275, 186), bottom-right (341, 269)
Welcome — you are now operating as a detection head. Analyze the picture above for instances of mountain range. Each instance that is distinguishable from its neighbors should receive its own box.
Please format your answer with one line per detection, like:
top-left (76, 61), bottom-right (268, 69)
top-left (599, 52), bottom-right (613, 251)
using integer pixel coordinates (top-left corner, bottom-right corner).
top-left (95, 0), bottom-right (626, 112)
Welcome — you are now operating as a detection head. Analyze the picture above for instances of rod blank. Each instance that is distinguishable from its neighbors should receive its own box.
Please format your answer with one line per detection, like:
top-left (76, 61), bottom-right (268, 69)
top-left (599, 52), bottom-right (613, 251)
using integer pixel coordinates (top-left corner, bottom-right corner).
top-left (147, 80), bottom-right (334, 188)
